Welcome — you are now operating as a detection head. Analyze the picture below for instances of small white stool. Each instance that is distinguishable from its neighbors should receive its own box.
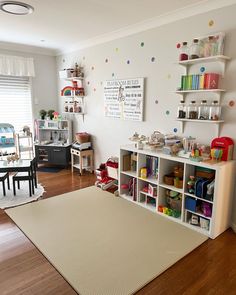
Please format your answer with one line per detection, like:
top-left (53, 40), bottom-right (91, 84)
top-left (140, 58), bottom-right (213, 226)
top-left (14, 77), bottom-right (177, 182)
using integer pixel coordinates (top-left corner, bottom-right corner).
top-left (71, 148), bottom-right (94, 175)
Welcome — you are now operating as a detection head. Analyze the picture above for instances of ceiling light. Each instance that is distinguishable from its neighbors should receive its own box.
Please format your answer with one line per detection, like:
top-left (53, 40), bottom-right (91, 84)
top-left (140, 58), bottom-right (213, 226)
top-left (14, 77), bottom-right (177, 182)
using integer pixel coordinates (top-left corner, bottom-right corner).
top-left (0, 1), bottom-right (34, 15)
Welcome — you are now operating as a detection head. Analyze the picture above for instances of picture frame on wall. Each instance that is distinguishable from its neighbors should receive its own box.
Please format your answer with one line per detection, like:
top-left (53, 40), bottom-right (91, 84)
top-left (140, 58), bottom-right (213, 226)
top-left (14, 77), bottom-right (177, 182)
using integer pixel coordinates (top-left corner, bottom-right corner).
top-left (104, 77), bottom-right (144, 121)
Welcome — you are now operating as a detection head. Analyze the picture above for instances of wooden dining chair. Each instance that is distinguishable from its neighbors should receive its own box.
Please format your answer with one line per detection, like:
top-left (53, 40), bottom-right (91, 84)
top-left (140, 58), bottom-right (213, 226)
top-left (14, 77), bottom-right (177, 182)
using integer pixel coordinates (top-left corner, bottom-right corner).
top-left (0, 172), bottom-right (10, 196)
top-left (13, 159), bottom-right (35, 197)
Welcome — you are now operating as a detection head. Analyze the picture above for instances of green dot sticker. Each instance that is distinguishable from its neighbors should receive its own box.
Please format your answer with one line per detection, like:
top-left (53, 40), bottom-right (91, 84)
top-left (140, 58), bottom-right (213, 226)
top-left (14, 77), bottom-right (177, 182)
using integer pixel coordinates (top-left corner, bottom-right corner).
top-left (115, 48), bottom-right (119, 52)
top-left (166, 110), bottom-right (170, 115)
top-left (141, 42), bottom-right (144, 47)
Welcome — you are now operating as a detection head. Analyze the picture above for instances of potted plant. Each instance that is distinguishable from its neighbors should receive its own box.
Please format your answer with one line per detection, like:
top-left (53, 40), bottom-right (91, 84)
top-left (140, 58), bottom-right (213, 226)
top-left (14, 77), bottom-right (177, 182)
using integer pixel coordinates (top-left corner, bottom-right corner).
top-left (47, 109), bottom-right (55, 120)
top-left (39, 109), bottom-right (47, 120)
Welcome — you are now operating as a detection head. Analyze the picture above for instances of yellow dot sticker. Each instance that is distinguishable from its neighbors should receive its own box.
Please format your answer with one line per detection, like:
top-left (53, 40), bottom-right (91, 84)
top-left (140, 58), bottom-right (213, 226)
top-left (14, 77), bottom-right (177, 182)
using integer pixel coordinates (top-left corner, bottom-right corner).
top-left (209, 20), bottom-right (214, 27)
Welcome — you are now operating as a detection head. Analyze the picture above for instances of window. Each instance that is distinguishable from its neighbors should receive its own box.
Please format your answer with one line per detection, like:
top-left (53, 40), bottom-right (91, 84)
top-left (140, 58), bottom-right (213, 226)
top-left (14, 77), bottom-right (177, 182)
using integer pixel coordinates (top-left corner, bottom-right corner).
top-left (0, 76), bottom-right (33, 132)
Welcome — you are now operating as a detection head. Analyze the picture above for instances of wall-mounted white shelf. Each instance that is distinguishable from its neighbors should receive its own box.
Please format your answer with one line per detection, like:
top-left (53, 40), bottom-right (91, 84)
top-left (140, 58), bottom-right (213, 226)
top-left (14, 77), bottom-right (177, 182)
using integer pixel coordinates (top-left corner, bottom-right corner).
top-left (63, 77), bottom-right (84, 81)
top-left (177, 55), bottom-right (230, 66)
top-left (175, 89), bottom-right (226, 94)
top-left (119, 144), bottom-right (236, 239)
top-left (175, 52), bottom-right (230, 135)
top-left (176, 119), bottom-right (224, 136)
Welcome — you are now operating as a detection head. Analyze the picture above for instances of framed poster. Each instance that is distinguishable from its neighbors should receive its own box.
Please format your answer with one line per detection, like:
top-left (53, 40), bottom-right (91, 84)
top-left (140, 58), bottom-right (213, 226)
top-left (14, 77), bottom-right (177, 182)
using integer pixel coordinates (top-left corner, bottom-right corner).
top-left (104, 77), bottom-right (144, 121)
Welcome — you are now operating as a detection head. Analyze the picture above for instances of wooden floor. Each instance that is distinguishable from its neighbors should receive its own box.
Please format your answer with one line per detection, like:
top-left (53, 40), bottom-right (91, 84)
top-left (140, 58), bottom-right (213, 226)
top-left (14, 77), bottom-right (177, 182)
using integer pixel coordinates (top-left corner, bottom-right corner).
top-left (0, 169), bottom-right (236, 295)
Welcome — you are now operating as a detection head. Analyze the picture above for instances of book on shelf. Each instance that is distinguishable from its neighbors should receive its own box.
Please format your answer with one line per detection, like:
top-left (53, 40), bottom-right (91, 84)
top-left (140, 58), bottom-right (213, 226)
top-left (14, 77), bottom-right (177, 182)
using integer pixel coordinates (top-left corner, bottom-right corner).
top-left (180, 73), bottom-right (219, 91)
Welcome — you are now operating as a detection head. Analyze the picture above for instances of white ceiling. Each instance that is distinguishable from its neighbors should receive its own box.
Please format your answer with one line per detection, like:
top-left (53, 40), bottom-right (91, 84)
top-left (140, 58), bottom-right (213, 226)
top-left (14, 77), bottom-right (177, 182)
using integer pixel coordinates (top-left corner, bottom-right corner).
top-left (0, 0), bottom-right (235, 55)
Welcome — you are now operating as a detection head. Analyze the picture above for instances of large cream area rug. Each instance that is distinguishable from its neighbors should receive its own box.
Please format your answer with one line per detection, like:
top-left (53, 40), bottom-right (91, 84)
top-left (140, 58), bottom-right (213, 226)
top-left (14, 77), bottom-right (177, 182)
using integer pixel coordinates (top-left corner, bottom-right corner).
top-left (6, 186), bottom-right (207, 295)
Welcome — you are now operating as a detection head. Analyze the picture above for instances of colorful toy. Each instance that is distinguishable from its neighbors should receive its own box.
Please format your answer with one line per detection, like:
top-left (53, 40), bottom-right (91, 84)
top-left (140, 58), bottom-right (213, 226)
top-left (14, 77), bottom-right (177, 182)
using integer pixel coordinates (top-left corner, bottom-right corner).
top-left (211, 137), bottom-right (234, 161)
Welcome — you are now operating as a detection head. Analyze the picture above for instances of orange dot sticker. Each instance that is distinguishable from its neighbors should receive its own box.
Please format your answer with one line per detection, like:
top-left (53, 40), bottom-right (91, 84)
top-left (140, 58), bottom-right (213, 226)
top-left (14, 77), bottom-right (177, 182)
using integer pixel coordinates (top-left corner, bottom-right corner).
top-left (229, 100), bottom-right (235, 107)
top-left (209, 20), bottom-right (214, 27)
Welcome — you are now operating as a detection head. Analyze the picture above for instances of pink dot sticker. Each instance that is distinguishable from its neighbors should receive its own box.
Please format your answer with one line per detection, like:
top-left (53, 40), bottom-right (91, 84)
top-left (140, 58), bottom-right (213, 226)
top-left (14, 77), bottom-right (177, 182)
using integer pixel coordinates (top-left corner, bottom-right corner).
top-left (176, 43), bottom-right (181, 49)
top-left (229, 100), bottom-right (235, 107)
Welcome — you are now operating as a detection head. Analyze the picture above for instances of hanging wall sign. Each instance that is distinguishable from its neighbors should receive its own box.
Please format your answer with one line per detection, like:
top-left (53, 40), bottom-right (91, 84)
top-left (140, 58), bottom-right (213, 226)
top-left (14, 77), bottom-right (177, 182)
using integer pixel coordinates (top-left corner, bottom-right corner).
top-left (104, 77), bottom-right (144, 121)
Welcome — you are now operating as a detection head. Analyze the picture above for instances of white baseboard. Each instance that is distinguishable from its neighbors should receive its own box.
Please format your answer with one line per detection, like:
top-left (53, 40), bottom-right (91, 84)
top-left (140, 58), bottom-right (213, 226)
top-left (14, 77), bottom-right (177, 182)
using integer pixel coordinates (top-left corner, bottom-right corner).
top-left (231, 222), bottom-right (236, 233)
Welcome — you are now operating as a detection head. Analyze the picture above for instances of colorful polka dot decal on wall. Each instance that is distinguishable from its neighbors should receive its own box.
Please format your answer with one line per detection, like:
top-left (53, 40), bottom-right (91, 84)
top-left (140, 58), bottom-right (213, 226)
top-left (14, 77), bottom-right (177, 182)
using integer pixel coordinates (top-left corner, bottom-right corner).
top-left (91, 66), bottom-right (95, 70)
top-left (100, 81), bottom-right (103, 86)
top-left (115, 48), bottom-right (119, 52)
top-left (200, 66), bottom-right (206, 73)
top-left (105, 58), bottom-right (108, 63)
top-left (176, 43), bottom-right (181, 49)
top-left (83, 56), bottom-right (85, 60)
top-left (62, 59), bottom-right (65, 63)
top-left (112, 73), bottom-right (115, 77)
top-left (127, 60), bottom-right (130, 64)
top-left (173, 128), bottom-right (178, 133)
top-left (167, 74), bottom-right (171, 79)
top-left (87, 81), bottom-right (90, 85)
top-left (208, 20), bottom-right (214, 27)
top-left (141, 42), bottom-right (144, 47)
top-left (155, 100), bottom-right (158, 104)
top-left (229, 100), bottom-right (235, 107)
top-left (151, 57), bottom-right (156, 62)
top-left (93, 88), bottom-right (96, 92)
top-left (166, 110), bottom-right (170, 115)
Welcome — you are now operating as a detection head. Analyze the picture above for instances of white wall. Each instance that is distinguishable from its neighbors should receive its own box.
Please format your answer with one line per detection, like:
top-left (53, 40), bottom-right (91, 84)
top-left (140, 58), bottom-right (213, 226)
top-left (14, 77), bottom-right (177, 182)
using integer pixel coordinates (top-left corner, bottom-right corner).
top-left (56, 5), bottom-right (236, 225)
top-left (0, 49), bottom-right (58, 119)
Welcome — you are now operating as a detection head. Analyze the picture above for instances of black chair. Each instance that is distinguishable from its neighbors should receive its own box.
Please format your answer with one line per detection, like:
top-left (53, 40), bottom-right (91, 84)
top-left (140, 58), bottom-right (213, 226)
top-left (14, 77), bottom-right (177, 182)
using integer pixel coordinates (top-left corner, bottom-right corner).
top-left (0, 172), bottom-right (10, 196)
top-left (13, 159), bottom-right (36, 197)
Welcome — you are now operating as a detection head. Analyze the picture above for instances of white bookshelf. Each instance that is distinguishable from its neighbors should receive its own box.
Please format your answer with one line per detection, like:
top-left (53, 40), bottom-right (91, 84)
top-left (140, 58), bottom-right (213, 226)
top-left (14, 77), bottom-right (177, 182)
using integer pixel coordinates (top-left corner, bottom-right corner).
top-left (119, 144), bottom-right (235, 239)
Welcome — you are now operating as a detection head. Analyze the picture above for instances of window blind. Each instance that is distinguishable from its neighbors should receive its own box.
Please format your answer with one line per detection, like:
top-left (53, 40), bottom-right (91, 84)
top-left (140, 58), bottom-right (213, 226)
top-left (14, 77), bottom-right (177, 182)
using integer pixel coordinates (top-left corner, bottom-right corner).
top-left (0, 76), bottom-right (33, 132)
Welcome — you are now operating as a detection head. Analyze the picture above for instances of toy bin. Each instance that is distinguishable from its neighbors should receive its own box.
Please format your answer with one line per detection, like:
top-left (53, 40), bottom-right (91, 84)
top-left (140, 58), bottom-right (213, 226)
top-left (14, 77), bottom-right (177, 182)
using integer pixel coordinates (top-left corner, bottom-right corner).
top-left (185, 197), bottom-right (197, 212)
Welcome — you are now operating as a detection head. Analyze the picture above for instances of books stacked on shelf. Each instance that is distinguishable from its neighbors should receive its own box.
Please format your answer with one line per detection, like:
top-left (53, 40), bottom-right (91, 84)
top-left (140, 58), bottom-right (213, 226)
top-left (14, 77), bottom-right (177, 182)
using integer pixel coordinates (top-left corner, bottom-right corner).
top-left (180, 73), bottom-right (219, 90)
top-left (146, 156), bottom-right (158, 178)
top-left (128, 177), bottom-right (137, 201)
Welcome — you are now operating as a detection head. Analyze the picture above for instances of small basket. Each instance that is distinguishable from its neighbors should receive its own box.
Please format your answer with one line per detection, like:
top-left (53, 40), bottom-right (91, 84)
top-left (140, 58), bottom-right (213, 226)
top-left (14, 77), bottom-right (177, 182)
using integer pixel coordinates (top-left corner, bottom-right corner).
top-left (75, 132), bottom-right (90, 143)
top-left (164, 174), bottom-right (174, 186)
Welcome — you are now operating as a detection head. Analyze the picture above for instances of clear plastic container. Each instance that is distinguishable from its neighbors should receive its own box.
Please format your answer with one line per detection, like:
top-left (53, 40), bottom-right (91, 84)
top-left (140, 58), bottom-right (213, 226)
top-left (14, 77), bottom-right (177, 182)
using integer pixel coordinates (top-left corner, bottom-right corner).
top-left (198, 100), bottom-right (209, 120)
top-left (209, 100), bottom-right (221, 120)
top-left (179, 42), bottom-right (189, 61)
top-left (177, 100), bottom-right (186, 118)
top-left (187, 101), bottom-right (198, 119)
top-left (190, 39), bottom-right (201, 59)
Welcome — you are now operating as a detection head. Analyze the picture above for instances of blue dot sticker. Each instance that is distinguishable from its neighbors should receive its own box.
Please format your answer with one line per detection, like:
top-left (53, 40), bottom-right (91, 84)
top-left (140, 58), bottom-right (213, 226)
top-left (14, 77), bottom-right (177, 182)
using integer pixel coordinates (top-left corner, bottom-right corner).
top-left (173, 128), bottom-right (178, 133)
top-left (127, 60), bottom-right (130, 64)
top-left (200, 66), bottom-right (205, 73)
top-left (151, 57), bottom-right (156, 62)
top-left (166, 110), bottom-right (170, 115)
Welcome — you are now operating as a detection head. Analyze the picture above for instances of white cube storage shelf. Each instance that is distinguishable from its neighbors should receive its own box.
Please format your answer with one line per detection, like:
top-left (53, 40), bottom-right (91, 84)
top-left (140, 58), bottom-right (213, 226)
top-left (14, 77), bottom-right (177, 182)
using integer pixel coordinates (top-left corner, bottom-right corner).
top-left (119, 145), bottom-right (235, 239)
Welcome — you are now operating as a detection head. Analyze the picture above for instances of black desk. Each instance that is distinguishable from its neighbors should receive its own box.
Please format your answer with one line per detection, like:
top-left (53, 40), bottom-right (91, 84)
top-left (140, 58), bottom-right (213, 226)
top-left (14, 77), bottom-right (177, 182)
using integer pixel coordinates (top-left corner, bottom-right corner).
top-left (0, 159), bottom-right (34, 195)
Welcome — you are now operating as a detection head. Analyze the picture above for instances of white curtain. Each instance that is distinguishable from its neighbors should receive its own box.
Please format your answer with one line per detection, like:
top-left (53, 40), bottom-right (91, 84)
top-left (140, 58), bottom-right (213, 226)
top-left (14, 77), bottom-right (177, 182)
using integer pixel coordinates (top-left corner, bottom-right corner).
top-left (0, 54), bottom-right (35, 77)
